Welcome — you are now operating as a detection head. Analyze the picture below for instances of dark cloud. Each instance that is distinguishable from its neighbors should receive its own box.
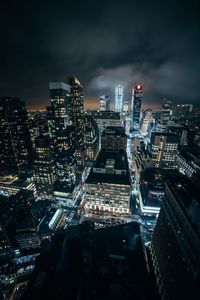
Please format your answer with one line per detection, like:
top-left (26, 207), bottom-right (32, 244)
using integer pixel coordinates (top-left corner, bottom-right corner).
top-left (0, 0), bottom-right (199, 109)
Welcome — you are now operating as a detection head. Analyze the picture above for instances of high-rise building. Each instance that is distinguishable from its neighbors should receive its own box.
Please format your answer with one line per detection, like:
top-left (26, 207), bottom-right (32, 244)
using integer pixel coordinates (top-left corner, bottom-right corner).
top-left (91, 111), bottom-right (123, 134)
top-left (150, 172), bottom-right (200, 300)
top-left (0, 97), bottom-right (32, 176)
top-left (101, 126), bottom-right (127, 151)
top-left (131, 85), bottom-right (142, 130)
top-left (115, 85), bottom-right (123, 113)
top-left (67, 76), bottom-right (85, 173)
top-left (160, 98), bottom-right (172, 124)
top-left (48, 81), bottom-right (76, 190)
top-left (123, 100), bottom-right (129, 115)
top-left (140, 109), bottom-right (153, 136)
top-left (99, 95), bottom-right (111, 111)
top-left (176, 104), bottom-right (193, 116)
top-left (84, 114), bottom-right (99, 164)
top-left (33, 135), bottom-right (57, 199)
top-left (150, 132), bottom-right (179, 169)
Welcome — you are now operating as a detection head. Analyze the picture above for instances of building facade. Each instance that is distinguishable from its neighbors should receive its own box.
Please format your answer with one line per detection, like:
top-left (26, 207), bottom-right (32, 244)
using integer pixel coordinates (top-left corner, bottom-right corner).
top-left (0, 97), bottom-right (32, 176)
top-left (131, 85), bottom-right (142, 130)
top-left (150, 132), bottom-right (179, 169)
top-left (99, 95), bottom-right (111, 111)
top-left (150, 173), bottom-right (200, 300)
top-left (115, 85), bottom-right (123, 113)
top-left (33, 135), bottom-right (57, 199)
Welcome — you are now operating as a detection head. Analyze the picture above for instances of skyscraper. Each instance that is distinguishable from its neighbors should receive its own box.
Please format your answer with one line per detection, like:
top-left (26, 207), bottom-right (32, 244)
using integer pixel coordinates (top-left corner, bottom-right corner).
top-left (115, 85), bottom-right (123, 113)
top-left (131, 85), bottom-right (142, 130)
top-left (99, 95), bottom-right (111, 111)
top-left (160, 98), bottom-right (172, 124)
top-left (150, 172), bottom-right (200, 299)
top-left (33, 135), bottom-right (57, 199)
top-left (67, 76), bottom-right (85, 173)
top-left (48, 81), bottom-right (76, 191)
top-left (0, 97), bottom-right (32, 176)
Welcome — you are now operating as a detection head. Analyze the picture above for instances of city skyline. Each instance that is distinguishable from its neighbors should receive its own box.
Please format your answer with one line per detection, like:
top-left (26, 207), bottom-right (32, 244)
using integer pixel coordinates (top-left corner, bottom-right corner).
top-left (0, 1), bottom-right (200, 299)
top-left (0, 0), bottom-right (199, 110)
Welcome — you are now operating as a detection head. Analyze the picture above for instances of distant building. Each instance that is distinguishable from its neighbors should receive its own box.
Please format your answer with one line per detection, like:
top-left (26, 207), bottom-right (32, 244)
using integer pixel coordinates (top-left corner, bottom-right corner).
top-left (99, 95), bottom-right (111, 111)
top-left (115, 85), bottom-right (123, 113)
top-left (91, 111), bottom-right (123, 134)
top-left (160, 98), bottom-right (172, 125)
top-left (140, 109), bottom-right (153, 136)
top-left (150, 172), bottom-right (200, 300)
top-left (101, 126), bottom-right (127, 151)
top-left (0, 97), bottom-right (32, 176)
top-left (150, 132), bottom-right (179, 169)
top-left (123, 100), bottom-right (129, 115)
top-left (176, 104), bottom-right (193, 116)
top-left (33, 135), bottom-right (57, 199)
top-left (84, 149), bottom-right (131, 214)
top-left (131, 85), bottom-right (142, 130)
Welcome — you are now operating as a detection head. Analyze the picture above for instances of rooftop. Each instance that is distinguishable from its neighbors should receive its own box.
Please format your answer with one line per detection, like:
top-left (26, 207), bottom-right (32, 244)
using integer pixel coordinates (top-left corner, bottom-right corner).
top-left (86, 150), bottom-right (131, 185)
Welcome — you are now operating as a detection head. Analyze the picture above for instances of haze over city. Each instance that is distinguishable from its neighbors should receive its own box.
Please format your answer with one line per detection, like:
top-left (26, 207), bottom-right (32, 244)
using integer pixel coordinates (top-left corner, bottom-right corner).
top-left (0, 0), bottom-right (199, 109)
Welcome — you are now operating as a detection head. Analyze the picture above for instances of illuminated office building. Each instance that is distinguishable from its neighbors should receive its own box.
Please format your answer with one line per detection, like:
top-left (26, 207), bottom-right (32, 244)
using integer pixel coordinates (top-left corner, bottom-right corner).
top-left (150, 132), bottom-right (179, 169)
top-left (67, 76), bottom-right (85, 173)
top-left (115, 85), bottom-right (123, 113)
top-left (0, 97), bottom-right (32, 176)
top-left (84, 150), bottom-right (131, 214)
top-left (100, 95), bottom-right (111, 111)
top-left (131, 85), bottom-right (142, 130)
top-left (48, 81), bottom-right (76, 190)
top-left (33, 135), bottom-right (57, 199)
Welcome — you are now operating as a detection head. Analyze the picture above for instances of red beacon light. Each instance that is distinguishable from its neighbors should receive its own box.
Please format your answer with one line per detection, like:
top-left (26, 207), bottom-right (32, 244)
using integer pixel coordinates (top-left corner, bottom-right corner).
top-left (136, 85), bottom-right (142, 90)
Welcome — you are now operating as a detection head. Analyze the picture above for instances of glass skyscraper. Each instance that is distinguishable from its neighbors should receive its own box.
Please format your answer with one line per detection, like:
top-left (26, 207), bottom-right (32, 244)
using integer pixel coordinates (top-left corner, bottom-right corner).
top-left (115, 85), bottom-right (123, 113)
top-left (131, 85), bottom-right (142, 130)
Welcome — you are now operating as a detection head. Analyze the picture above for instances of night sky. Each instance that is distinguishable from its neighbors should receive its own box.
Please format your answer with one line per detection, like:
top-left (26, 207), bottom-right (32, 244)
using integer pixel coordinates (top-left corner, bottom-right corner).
top-left (0, 0), bottom-right (199, 110)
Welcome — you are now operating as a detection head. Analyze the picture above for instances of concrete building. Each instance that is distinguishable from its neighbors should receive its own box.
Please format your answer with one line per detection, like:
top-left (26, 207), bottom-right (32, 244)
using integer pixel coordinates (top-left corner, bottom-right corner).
top-left (84, 150), bottom-right (131, 214)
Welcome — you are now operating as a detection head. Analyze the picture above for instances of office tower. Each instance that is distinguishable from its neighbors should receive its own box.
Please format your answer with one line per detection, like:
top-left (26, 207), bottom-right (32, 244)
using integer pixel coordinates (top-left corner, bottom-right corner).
top-left (123, 100), bottom-right (129, 114)
top-left (84, 114), bottom-right (99, 163)
top-left (140, 109), bottom-right (153, 136)
top-left (150, 172), bottom-right (200, 300)
top-left (101, 126), bottom-right (127, 151)
top-left (115, 85), bottom-right (123, 113)
top-left (91, 111), bottom-right (123, 134)
top-left (160, 98), bottom-right (172, 124)
top-left (99, 95), bottom-right (111, 111)
top-left (0, 97), bottom-right (32, 176)
top-left (150, 132), bottom-right (179, 169)
top-left (176, 104), bottom-right (193, 116)
top-left (131, 85), bottom-right (142, 130)
top-left (33, 135), bottom-right (57, 199)
top-left (67, 76), bottom-right (85, 172)
top-left (48, 81), bottom-right (76, 191)
top-left (85, 149), bottom-right (131, 214)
